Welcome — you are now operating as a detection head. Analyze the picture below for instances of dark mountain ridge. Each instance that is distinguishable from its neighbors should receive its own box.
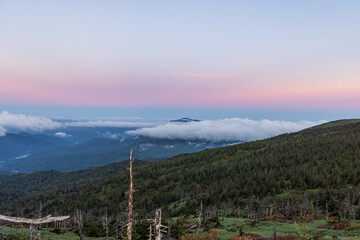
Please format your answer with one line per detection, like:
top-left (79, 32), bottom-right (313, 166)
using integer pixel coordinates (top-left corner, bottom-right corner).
top-left (170, 118), bottom-right (200, 123)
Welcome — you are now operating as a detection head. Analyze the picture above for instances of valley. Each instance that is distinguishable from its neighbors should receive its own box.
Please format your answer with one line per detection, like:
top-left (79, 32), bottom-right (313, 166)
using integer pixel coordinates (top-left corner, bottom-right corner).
top-left (0, 119), bottom-right (237, 173)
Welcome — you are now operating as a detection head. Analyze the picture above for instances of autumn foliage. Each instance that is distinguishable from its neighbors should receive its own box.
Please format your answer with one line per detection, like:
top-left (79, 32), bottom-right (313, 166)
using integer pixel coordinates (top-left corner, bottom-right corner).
top-left (265, 213), bottom-right (286, 222)
top-left (332, 220), bottom-right (350, 230)
top-left (230, 233), bottom-right (299, 240)
top-left (180, 229), bottom-right (220, 240)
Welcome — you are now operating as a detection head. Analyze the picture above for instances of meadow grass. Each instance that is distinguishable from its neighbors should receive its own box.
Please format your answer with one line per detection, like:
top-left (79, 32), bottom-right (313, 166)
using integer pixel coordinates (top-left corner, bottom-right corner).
top-left (200, 217), bottom-right (360, 240)
top-left (1, 218), bottom-right (360, 239)
top-left (0, 226), bottom-right (97, 240)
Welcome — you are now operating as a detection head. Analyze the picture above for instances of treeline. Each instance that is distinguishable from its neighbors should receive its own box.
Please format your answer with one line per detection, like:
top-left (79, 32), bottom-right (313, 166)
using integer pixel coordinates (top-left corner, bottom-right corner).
top-left (1, 120), bottom-right (360, 231)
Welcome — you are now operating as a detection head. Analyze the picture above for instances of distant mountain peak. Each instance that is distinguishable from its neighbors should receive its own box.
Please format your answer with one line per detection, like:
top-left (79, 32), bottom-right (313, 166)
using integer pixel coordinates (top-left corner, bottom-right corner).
top-left (170, 118), bottom-right (201, 123)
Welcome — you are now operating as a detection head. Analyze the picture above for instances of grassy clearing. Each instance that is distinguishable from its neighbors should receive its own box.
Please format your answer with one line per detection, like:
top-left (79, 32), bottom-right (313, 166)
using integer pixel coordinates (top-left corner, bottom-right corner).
top-left (1, 218), bottom-right (360, 239)
top-left (169, 198), bottom-right (189, 212)
top-left (196, 217), bottom-right (360, 240)
top-left (0, 226), bottom-right (97, 240)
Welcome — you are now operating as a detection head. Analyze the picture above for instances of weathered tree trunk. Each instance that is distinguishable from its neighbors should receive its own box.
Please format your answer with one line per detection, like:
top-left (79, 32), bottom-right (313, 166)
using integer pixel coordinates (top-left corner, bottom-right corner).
top-left (76, 209), bottom-right (84, 240)
top-left (195, 202), bottom-right (202, 235)
top-left (127, 149), bottom-right (134, 240)
top-left (29, 224), bottom-right (33, 240)
top-left (151, 209), bottom-right (169, 240)
top-left (37, 202), bottom-right (42, 240)
top-left (167, 219), bottom-right (171, 240)
top-left (37, 225), bottom-right (41, 240)
top-left (105, 212), bottom-right (109, 240)
top-left (154, 209), bottom-right (161, 240)
top-left (149, 224), bottom-right (153, 240)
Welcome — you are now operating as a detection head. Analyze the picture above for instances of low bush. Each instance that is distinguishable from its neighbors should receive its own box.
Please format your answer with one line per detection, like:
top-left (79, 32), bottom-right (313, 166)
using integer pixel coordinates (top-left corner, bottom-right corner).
top-left (348, 222), bottom-right (360, 230)
top-left (50, 227), bottom-right (62, 234)
top-left (332, 220), bottom-right (350, 230)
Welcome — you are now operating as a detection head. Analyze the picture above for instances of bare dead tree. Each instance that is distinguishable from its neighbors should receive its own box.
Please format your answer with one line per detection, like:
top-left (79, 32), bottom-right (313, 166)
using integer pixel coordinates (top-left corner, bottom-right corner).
top-left (127, 149), bottom-right (134, 240)
top-left (37, 202), bottom-right (42, 240)
top-left (148, 209), bottom-right (168, 240)
top-left (149, 224), bottom-right (153, 240)
top-left (75, 209), bottom-right (84, 240)
top-left (30, 224), bottom-right (33, 240)
top-left (184, 202), bottom-right (203, 234)
top-left (122, 220), bottom-right (128, 239)
top-left (154, 209), bottom-right (161, 240)
top-left (167, 219), bottom-right (171, 240)
top-left (105, 212), bottom-right (109, 240)
top-left (116, 216), bottom-right (128, 240)
top-left (155, 209), bottom-right (169, 240)
top-left (195, 202), bottom-right (202, 235)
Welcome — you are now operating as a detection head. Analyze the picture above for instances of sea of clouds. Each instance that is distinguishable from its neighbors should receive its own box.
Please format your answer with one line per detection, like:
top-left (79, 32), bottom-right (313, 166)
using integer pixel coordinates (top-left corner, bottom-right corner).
top-left (0, 111), bottom-right (61, 136)
top-left (0, 111), bottom-right (326, 141)
top-left (126, 118), bottom-right (327, 141)
top-left (0, 111), bottom-right (156, 136)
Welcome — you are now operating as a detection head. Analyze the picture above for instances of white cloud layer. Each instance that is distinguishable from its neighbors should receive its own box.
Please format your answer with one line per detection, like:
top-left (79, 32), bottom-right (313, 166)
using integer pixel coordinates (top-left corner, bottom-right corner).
top-left (0, 111), bottom-right (62, 136)
top-left (126, 118), bottom-right (327, 142)
top-left (0, 111), bottom-right (160, 137)
top-left (0, 112), bottom-right (327, 142)
top-left (54, 132), bottom-right (71, 138)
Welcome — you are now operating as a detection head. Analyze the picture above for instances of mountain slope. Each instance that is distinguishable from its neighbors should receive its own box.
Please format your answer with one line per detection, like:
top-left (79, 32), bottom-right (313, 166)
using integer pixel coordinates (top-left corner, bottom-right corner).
top-left (2, 136), bottom-right (232, 172)
top-left (1, 119), bottom-right (360, 219)
top-left (0, 132), bottom-right (71, 164)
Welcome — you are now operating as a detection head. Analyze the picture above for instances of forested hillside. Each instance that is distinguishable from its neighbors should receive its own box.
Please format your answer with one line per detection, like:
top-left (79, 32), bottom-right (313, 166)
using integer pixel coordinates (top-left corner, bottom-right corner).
top-left (0, 160), bottom-right (148, 204)
top-left (1, 119), bottom-right (360, 223)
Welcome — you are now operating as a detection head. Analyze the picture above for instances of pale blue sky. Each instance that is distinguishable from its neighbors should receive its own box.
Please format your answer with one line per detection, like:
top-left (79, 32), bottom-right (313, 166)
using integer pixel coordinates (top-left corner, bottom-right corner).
top-left (1, 1), bottom-right (360, 120)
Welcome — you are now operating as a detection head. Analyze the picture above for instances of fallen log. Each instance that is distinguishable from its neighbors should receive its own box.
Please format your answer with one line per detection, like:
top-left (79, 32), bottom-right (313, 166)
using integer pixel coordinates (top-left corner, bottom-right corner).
top-left (0, 214), bottom-right (70, 224)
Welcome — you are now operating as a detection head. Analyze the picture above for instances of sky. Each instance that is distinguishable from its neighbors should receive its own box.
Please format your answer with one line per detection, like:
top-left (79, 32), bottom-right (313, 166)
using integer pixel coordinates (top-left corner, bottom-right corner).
top-left (1, 0), bottom-right (360, 120)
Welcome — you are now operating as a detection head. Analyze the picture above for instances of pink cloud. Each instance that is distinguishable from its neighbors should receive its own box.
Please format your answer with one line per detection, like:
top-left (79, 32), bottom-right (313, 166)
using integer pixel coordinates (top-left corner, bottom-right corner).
top-left (1, 69), bottom-right (360, 110)
top-left (158, 72), bottom-right (247, 79)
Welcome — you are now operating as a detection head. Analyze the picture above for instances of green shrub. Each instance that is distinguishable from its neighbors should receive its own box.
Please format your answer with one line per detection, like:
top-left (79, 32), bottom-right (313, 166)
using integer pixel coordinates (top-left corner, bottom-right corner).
top-left (348, 222), bottom-right (360, 231)
top-left (0, 232), bottom-right (23, 240)
top-left (50, 228), bottom-right (62, 234)
top-left (84, 221), bottom-right (105, 237)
